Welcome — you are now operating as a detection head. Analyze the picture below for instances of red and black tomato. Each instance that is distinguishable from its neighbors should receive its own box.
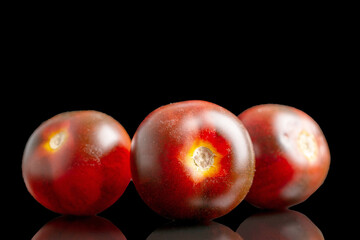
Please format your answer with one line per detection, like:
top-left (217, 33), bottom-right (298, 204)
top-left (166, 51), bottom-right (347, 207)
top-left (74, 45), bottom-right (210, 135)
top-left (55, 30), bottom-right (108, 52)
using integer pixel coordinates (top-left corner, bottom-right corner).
top-left (131, 100), bottom-right (255, 221)
top-left (22, 110), bottom-right (131, 215)
top-left (238, 104), bottom-right (330, 209)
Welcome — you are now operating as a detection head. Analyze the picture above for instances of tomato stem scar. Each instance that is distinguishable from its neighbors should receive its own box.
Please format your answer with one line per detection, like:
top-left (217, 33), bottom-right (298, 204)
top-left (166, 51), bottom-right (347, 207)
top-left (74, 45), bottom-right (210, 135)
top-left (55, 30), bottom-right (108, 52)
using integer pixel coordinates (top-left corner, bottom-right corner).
top-left (49, 131), bottom-right (66, 150)
top-left (192, 146), bottom-right (215, 171)
top-left (297, 130), bottom-right (318, 162)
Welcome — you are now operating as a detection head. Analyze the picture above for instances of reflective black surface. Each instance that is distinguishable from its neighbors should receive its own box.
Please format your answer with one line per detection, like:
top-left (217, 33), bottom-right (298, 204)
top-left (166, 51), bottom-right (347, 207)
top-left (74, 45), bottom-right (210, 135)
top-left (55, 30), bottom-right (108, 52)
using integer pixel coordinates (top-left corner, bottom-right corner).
top-left (7, 40), bottom-right (348, 239)
top-left (147, 221), bottom-right (242, 240)
top-left (237, 210), bottom-right (324, 240)
top-left (16, 181), bottom-right (336, 239)
top-left (12, 84), bottom-right (344, 239)
top-left (29, 198), bottom-right (327, 239)
top-left (32, 215), bottom-right (126, 240)
top-left (13, 84), bottom-right (344, 239)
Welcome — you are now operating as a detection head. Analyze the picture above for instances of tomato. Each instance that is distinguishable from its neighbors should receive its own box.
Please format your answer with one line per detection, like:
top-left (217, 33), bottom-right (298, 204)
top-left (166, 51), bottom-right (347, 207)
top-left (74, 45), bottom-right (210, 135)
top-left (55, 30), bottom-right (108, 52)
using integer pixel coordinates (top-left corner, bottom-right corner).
top-left (33, 215), bottom-right (126, 239)
top-left (22, 110), bottom-right (131, 215)
top-left (131, 100), bottom-right (255, 221)
top-left (236, 210), bottom-right (324, 239)
top-left (238, 104), bottom-right (330, 209)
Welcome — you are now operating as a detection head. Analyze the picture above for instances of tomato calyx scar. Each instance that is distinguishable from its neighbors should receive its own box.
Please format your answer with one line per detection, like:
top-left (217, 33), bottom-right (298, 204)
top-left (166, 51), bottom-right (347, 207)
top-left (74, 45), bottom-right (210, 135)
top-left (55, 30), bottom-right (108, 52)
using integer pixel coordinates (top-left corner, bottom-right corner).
top-left (297, 130), bottom-right (318, 163)
top-left (49, 132), bottom-right (66, 149)
top-left (44, 130), bottom-right (67, 152)
top-left (184, 140), bottom-right (223, 182)
top-left (192, 146), bottom-right (215, 171)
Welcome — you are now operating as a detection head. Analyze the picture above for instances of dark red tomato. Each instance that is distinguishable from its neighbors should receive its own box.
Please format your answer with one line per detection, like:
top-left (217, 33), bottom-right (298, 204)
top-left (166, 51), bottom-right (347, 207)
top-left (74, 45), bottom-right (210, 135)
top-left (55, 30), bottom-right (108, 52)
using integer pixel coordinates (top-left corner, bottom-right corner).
top-left (33, 215), bottom-right (127, 240)
top-left (131, 100), bottom-right (255, 221)
top-left (236, 210), bottom-right (324, 240)
top-left (22, 110), bottom-right (131, 215)
top-left (238, 104), bottom-right (330, 209)
top-left (148, 221), bottom-right (243, 240)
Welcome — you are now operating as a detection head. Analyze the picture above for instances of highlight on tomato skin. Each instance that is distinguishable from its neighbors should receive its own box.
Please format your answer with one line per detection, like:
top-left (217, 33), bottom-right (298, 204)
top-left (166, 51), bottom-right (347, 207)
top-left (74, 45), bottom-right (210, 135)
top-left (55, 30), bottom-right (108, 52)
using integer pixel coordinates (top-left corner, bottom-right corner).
top-left (130, 100), bottom-right (255, 221)
top-left (238, 104), bottom-right (331, 209)
top-left (22, 110), bottom-right (132, 216)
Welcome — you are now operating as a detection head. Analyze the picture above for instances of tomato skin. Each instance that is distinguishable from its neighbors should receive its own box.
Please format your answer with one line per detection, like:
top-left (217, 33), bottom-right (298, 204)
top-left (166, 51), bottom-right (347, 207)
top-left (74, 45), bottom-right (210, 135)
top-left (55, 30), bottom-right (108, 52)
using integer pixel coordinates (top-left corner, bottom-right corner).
top-left (238, 104), bottom-right (330, 209)
top-left (22, 110), bottom-right (131, 216)
top-left (131, 100), bottom-right (255, 221)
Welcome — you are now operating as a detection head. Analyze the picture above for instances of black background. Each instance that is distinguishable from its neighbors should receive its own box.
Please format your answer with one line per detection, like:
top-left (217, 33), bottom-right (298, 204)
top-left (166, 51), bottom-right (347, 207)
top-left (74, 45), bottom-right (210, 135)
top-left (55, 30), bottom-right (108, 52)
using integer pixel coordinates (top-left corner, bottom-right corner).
top-left (4, 9), bottom-right (354, 239)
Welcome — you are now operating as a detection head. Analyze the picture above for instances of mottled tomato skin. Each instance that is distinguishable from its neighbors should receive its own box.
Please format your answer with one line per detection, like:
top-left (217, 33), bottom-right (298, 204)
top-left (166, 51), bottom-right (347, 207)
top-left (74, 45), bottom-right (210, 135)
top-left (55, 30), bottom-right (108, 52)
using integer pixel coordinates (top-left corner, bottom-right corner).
top-left (33, 215), bottom-right (127, 240)
top-left (236, 210), bottom-right (324, 240)
top-left (131, 100), bottom-right (255, 221)
top-left (22, 111), bottom-right (131, 215)
top-left (238, 104), bottom-right (330, 209)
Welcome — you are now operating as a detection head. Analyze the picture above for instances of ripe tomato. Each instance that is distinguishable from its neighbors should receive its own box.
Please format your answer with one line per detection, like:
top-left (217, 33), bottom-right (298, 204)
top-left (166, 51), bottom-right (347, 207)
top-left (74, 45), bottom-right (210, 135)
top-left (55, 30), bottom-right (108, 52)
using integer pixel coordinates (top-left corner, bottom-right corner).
top-left (22, 110), bottom-right (131, 215)
top-left (131, 100), bottom-right (255, 221)
top-left (239, 104), bottom-right (330, 209)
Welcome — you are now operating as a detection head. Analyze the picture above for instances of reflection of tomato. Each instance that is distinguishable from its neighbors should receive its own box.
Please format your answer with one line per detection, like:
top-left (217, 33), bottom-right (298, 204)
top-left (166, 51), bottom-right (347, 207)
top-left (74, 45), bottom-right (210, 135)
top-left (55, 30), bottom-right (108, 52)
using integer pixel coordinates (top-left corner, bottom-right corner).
top-left (238, 104), bottom-right (330, 209)
top-left (33, 215), bottom-right (127, 240)
top-left (22, 111), bottom-right (131, 215)
top-left (131, 100), bottom-right (255, 221)
top-left (236, 210), bottom-right (324, 240)
top-left (148, 221), bottom-right (243, 240)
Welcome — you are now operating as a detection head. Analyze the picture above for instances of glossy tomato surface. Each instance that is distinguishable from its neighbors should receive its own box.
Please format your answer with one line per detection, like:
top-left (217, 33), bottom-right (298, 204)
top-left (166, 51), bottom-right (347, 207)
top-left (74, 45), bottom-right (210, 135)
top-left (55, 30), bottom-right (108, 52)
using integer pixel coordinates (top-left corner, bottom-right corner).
top-left (131, 100), bottom-right (255, 221)
top-left (22, 110), bottom-right (131, 215)
top-left (238, 104), bottom-right (330, 209)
